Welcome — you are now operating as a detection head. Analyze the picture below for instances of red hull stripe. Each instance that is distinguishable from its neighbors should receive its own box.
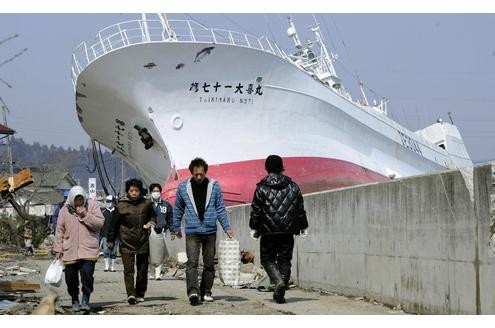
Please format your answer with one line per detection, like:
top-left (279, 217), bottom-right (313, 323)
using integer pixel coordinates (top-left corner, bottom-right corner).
top-left (163, 157), bottom-right (388, 206)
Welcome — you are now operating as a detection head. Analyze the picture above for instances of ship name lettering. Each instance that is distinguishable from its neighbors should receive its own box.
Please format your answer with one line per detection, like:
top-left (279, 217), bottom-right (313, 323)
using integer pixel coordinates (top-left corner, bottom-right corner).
top-left (189, 81), bottom-right (263, 96)
top-left (199, 96), bottom-right (238, 104)
top-left (198, 96), bottom-right (254, 105)
top-left (397, 131), bottom-right (423, 156)
top-left (114, 117), bottom-right (127, 154)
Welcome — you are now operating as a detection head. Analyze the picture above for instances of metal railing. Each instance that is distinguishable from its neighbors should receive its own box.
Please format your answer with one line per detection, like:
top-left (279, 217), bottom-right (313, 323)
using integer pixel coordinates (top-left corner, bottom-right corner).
top-left (71, 19), bottom-right (287, 89)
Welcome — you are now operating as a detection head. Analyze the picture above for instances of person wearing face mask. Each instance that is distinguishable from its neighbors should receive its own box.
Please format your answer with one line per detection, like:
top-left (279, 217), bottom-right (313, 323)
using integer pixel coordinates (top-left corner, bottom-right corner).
top-left (107, 178), bottom-right (156, 305)
top-left (100, 195), bottom-right (119, 272)
top-left (53, 186), bottom-right (104, 312)
top-left (147, 183), bottom-right (174, 280)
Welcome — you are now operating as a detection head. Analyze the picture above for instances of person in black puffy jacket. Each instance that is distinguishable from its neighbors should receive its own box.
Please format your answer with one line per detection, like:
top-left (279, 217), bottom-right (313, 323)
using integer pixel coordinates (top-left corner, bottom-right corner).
top-left (249, 155), bottom-right (308, 303)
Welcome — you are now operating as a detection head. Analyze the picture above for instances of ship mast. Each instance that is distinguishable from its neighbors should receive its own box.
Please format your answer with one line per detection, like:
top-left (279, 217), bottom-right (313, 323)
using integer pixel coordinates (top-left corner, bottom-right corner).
top-left (158, 14), bottom-right (177, 41)
top-left (287, 17), bottom-right (342, 93)
top-left (287, 16), bottom-right (388, 115)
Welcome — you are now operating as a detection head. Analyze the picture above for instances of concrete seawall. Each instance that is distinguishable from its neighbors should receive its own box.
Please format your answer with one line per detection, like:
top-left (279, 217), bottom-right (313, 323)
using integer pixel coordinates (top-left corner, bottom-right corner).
top-left (167, 162), bottom-right (494, 314)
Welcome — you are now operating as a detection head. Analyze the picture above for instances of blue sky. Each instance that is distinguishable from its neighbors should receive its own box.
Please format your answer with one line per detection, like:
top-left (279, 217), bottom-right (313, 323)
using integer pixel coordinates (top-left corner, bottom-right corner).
top-left (0, 10), bottom-right (494, 162)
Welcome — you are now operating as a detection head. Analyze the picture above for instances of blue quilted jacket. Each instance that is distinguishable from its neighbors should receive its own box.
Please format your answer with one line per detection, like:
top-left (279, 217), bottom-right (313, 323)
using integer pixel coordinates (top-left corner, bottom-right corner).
top-left (173, 178), bottom-right (231, 235)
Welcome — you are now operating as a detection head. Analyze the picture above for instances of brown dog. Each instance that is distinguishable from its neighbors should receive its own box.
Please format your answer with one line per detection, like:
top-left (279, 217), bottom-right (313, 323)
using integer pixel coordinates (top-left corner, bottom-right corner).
top-left (240, 250), bottom-right (255, 264)
top-left (31, 290), bottom-right (59, 315)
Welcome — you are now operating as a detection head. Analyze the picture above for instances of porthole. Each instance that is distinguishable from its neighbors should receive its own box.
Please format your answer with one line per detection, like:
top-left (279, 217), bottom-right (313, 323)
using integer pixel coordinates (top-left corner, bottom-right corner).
top-left (171, 115), bottom-right (183, 130)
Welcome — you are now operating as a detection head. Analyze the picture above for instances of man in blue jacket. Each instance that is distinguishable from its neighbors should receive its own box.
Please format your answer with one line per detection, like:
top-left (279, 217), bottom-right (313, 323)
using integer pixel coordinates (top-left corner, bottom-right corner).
top-left (173, 157), bottom-right (234, 305)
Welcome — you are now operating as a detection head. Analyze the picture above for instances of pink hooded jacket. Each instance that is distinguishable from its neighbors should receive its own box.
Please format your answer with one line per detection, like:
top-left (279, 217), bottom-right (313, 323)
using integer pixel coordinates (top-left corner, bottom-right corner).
top-left (54, 186), bottom-right (104, 264)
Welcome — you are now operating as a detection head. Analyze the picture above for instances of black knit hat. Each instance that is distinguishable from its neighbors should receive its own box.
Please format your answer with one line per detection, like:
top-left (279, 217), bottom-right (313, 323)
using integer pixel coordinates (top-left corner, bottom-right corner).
top-left (265, 155), bottom-right (284, 173)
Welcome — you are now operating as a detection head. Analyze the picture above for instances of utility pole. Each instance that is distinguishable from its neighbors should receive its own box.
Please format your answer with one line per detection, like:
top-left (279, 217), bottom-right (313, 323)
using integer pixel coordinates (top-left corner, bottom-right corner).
top-left (0, 97), bottom-right (14, 177)
top-left (0, 34), bottom-right (27, 177)
top-left (120, 158), bottom-right (124, 197)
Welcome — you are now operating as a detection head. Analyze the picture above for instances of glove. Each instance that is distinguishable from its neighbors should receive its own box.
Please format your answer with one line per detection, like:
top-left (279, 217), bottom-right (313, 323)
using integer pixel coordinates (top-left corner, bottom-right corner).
top-left (249, 229), bottom-right (259, 241)
top-left (154, 227), bottom-right (163, 234)
top-left (300, 229), bottom-right (308, 238)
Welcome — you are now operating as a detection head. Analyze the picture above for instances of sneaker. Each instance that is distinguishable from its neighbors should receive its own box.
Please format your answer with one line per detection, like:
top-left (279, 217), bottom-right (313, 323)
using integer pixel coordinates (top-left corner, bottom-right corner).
top-left (127, 296), bottom-right (137, 305)
top-left (136, 297), bottom-right (145, 303)
top-left (188, 293), bottom-right (199, 305)
top-left (148, 275), bottom-right (155, 280)
top-left (72, 302), bottom-right (81, 312)
top-left (202, 293), bottom-right (214, 302)
top-left (80, 303), bottom-right (90, 311)
top-left (155, 275), bottom-right (162, 281)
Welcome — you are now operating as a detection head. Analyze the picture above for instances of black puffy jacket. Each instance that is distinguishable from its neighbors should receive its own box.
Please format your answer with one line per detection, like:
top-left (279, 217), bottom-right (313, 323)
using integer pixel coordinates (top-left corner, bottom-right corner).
top-left (249, 173), bottom-right (308, 235)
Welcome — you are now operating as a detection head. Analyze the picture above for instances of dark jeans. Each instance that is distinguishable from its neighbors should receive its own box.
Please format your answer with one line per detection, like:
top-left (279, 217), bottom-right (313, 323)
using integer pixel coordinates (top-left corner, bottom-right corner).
top-left (185, 233), bottom-right (216, 297)
top-left (260, 234), bottom-right (294, 282)
top-left (64, 260), bottom-right (96, 302)
top-left (121, 252), bottom-right (149, 298)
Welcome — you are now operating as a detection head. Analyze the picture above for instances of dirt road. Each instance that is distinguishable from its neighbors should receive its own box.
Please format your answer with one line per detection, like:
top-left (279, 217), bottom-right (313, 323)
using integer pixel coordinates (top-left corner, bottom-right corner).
top-left (1, 257), bottom-right (404, 315)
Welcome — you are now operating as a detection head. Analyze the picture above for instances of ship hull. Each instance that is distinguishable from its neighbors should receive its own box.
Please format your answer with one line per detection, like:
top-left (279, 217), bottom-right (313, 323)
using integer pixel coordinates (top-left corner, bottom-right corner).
top-left (165, 157), bottom-right (388, 205)
top-left (75, 41), bottom-right (462, 204)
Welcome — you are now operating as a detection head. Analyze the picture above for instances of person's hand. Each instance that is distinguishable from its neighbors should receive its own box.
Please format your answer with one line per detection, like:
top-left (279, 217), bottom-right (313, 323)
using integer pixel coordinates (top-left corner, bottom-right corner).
top-left (107, 242), bottom-right (114, 250)
top-left (249, 229), bottom-right (259, 241)
top-left (300, 229), bottom-right (308, 238)
top-left (226, 229), bottom-right (234, 239)
top-left (76, 206), bottom-right (87, 218)
top-left (55, 252), bottom-right (63, 260)
top-left (170, 233), bottom-right (176, 241)
top-left (143, 223), bottom-right (152, 230)
top-left (176, 231), bottom-right (183, 239)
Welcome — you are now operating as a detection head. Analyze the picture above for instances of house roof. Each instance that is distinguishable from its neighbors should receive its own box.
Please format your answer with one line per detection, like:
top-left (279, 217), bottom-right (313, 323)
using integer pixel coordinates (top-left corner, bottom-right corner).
top-left (0, 124), bottom-right (15, 135)
top-left (30, 169), bottom-right (77, 189)
top-left (29, 190), bottom-right (64, 205)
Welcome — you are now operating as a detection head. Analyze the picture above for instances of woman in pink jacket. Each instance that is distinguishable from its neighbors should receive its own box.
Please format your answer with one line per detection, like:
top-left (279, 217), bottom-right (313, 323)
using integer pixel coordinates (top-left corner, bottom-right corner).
top-left (54, 186), bottom-right (104, 312)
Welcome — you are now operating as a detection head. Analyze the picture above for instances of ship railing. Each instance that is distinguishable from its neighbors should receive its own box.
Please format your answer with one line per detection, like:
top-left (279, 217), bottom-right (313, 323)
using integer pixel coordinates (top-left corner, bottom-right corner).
top-left (71, 19), bottom-right (287, 89)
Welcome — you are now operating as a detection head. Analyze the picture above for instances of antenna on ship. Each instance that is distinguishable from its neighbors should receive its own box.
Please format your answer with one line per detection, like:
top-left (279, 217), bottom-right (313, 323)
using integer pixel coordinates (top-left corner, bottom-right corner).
top-left (358, 80), bottom-right (369, 106)
top-left (447, 112), bottom-right (454, 124)
top-left (287, 16), bottom-right (302, 50)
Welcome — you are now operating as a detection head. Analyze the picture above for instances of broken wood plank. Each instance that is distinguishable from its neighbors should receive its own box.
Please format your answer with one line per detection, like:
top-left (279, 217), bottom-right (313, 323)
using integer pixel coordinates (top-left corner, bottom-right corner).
top-left (11, 168), bottom-right (33, 192)
top-left (0, 280), bottom-right (40, 292)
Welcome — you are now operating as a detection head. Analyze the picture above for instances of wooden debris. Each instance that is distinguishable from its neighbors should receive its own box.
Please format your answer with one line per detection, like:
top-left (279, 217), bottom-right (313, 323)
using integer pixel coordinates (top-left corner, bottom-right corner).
top-left (19, 267), bottom-right (39, 274)
top-left (0, 168), bottom-right (33, 195)
top-left (0, 280), bottom-right (40, 292)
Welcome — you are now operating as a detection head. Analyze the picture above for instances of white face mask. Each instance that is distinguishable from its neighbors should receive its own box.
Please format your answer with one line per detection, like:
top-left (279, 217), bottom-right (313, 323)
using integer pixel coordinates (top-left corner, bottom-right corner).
top-left (151, 192), bottom-right (161, 201)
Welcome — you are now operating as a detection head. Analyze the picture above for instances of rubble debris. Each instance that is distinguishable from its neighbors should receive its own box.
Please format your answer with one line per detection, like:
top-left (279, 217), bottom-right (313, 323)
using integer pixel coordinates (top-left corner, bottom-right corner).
top-left (19, 267), bottom-right (39, 274)
top-left (0, 300), bottom-right (19, 314)
top-left (0, 280), bottom-right (40, 292)
top-left (0, 264), bottom-right (39, 277)
top-left (39, 234), bottom-right (55, 250)
top-left (240, 263), bottom-right (254, 273)
top-left (177, 252), bottom-right (187, 263)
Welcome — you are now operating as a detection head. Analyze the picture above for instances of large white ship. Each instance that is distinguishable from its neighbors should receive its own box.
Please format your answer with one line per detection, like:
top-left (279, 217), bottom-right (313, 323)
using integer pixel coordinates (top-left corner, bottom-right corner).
top-left (71, 14), bottom-right (472, 205)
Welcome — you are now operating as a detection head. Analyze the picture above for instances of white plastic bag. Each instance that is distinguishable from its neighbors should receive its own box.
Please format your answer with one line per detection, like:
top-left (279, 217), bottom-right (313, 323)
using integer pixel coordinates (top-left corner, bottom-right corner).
top-left (149, 228), bottom-right (166, 267)
top-left (218, 238), bottom-right (240, 286)
top-left (44, 259), bottom-right (64, 287)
